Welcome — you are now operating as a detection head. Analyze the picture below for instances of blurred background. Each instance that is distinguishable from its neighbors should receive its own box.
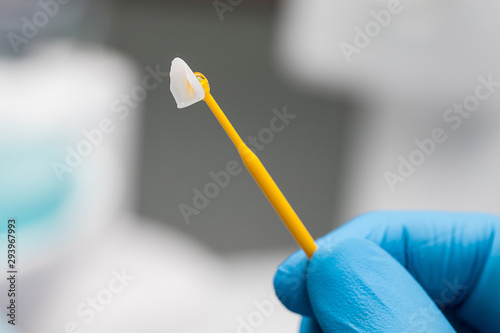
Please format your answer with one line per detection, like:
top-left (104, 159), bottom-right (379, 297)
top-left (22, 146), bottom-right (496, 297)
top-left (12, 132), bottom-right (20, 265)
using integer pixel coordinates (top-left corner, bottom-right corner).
top-left (1, 0), bottom-right (500, 332)
top-left (116, 0), bottom-right (344, 252)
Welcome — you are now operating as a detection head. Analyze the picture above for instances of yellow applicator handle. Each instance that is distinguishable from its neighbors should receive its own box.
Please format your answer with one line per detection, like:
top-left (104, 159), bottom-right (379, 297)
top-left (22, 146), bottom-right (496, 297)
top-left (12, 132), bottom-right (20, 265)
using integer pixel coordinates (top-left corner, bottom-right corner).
top-left (194, 72), bottom-right (317, 259)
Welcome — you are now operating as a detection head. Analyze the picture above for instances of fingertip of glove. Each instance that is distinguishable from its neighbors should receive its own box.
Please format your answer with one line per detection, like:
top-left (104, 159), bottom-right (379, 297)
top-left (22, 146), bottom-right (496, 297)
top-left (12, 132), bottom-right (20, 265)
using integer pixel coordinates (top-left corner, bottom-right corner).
top-left (309, 238), bottom-right (376, 266)
top-left (306, 238), bottom-right (385, 292)
top-left (274, 250), bottom-right (314, 317)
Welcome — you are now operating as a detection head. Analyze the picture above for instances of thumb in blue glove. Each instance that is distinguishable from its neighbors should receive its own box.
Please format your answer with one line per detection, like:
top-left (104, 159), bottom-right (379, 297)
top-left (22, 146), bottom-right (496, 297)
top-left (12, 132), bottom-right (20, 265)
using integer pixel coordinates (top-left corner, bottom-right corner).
top-left (274, 211), bottom-right (500, 333)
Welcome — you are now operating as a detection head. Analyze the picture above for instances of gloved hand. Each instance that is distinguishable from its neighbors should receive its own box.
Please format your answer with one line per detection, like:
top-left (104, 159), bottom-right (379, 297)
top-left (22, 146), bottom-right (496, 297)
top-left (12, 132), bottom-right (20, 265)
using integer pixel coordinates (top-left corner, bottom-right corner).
top-left (274, 211), bottom-right (500, 333)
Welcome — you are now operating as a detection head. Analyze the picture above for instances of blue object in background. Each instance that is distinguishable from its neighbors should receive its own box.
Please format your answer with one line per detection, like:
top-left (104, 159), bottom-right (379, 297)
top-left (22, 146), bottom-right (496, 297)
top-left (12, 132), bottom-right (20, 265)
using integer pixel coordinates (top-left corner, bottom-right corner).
top-left (0, 143), bottom-right (73, 233)
top-left (274, 211), bottom-right (500, 333)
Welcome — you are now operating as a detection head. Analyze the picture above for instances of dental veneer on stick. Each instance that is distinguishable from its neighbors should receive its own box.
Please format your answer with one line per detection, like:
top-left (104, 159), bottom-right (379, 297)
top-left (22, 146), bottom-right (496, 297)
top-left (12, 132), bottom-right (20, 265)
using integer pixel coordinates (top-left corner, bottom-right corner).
top-left (169, 57), bottom-right (317, 259)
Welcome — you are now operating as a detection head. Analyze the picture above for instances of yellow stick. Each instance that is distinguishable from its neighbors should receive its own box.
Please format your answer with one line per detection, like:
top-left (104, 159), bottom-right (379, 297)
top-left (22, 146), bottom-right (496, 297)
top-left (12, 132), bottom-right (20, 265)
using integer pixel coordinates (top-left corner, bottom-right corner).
top-left (194, 72), bottom-right (317, 259)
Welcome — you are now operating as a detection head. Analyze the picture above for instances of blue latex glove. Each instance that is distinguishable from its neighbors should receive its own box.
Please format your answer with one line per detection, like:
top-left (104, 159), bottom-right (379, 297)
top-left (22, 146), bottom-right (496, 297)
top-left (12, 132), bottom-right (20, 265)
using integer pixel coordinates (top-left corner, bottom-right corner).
top-left (274, 211), bottom-right (500, 333)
